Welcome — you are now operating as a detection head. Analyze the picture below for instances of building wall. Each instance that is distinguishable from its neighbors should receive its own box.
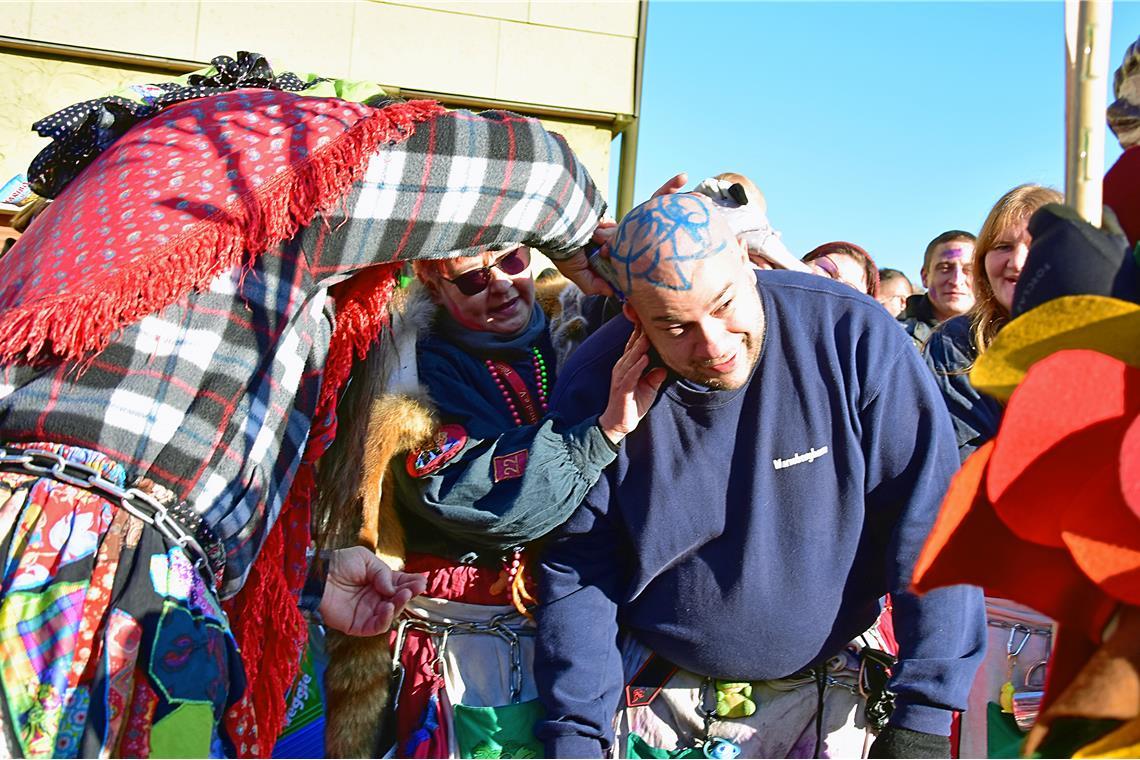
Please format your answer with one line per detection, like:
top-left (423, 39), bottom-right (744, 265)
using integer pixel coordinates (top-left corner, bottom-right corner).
top-left (0, 53), bottom-right (178, 189)
top-left (2, 0), bottom-right (638, 197)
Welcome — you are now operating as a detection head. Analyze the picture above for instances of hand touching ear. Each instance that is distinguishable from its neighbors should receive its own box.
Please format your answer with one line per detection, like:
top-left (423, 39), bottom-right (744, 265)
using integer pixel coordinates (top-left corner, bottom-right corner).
top-left (598, 323), bottom-right (667, 445)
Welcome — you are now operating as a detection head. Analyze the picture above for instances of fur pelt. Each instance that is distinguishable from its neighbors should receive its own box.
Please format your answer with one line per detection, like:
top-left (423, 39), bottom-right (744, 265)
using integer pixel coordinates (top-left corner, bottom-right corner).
top-left (319, 286), bottom-right (439, 758)
top-left (533, 270), bottom-right (568, 319)
top-left (548, 280), bottom-right (593, 366)
top-left (320, 277), bottom-right (577, 757)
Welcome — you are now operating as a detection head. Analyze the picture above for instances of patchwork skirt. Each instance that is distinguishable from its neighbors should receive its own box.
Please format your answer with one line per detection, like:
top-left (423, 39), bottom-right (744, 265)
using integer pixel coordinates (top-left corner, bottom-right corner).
top-left (0, 443), bottom-right (243, 759)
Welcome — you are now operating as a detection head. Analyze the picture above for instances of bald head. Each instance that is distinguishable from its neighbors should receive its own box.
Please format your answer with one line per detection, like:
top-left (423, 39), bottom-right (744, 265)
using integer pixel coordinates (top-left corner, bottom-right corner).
top-left (610, 193), bottom-right (743, 298)
top-left (612, 194), bottom-right (762, 391)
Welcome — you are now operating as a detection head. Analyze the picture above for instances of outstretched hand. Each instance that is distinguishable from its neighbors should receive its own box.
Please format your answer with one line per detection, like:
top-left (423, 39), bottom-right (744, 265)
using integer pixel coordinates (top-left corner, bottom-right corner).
top-left (651, 172), bottom-right (688, 198)
top-left (319, 546), bottom-right (426, 637)
top-left (598, 324), bottom-right (668, 445)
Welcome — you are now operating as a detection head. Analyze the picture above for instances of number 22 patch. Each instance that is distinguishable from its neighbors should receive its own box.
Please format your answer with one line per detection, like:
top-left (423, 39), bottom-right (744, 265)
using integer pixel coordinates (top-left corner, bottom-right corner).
top-left (492, 450), bottom-right (528, 482)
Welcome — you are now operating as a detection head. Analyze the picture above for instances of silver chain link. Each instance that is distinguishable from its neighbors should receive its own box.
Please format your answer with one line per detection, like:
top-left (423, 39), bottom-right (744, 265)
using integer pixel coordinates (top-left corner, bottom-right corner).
top-left (390, 610), bottom-right (532, 706)
top-left (988, 618), bottom-right (1052, 638)
top-left (0, 447), bottom-right (216, 584)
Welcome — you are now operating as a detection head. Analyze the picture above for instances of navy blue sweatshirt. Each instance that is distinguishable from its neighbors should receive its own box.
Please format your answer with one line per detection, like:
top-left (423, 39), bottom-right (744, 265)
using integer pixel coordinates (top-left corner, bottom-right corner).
top-left (535, 271), bottom-right (986, 757)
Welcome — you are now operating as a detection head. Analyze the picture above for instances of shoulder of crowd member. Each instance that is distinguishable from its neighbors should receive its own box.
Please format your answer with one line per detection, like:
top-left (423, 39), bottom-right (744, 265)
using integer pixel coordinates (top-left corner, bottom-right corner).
top-left (549, 311), bottom-right (634, 417)
top-left (757, 269), bottom-right (908, 336)
top-left (898, 295), bottom-right (935, 349)
top-left (900, 318), bottom-right (932, 351)
top-left (921, 314), bottom-right (975, 372)
top-left (898, 292), bottom-right (937, 324)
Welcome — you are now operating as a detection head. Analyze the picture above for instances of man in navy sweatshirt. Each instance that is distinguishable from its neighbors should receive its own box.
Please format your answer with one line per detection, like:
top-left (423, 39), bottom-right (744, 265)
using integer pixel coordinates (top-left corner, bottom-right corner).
top-left (535, 193), bottom-right (986, 759)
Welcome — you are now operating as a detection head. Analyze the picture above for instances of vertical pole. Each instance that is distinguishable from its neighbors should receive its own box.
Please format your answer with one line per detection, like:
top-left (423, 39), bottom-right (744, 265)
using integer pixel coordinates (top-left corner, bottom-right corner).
top-left (1065, 0), bottom-right (1114, 226)
top-left (616, 118), bottom-right (641, 219)
top-left (1064, 0), bottom-right (1079, 167)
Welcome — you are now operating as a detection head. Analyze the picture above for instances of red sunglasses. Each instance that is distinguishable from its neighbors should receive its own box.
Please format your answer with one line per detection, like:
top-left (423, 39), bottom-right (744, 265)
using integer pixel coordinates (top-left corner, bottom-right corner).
top-left (442, 248), bottom-right (529, 296)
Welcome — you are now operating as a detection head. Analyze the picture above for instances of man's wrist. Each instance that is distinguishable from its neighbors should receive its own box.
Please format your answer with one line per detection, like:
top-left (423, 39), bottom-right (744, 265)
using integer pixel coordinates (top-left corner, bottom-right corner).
top-left (889, 701), bottom-right (953, 736)
top-left (596, 415), bottom-right (624, 448)
top-left (869, 726), bottom-right (950, 759)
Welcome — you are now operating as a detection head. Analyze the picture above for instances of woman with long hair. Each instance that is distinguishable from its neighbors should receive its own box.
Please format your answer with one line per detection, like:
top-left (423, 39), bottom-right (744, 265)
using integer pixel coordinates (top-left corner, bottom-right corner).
top-left (923, 184), bottom-right (1062, 458)
top-left (922, 183), bottom-right (1062, 758)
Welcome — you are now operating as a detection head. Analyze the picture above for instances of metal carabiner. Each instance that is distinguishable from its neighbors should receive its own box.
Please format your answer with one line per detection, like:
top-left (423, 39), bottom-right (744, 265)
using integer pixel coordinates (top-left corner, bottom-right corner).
top-left (1007, 624), bottom-right (1032, 659)
top-left (1024, 660), bottom-right (1048, 689)
top-left (432, 627), bottom-right (450, 679)
top-left (389, 617), bottom-right (412, 715)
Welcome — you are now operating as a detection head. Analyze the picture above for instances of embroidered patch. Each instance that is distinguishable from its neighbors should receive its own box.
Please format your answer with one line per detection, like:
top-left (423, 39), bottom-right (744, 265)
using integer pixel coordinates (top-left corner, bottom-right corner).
top-left (624, 653), bottom-right (678, 708)
top-left (406, 425), bottom-right (468, 478)
top-left (492, 450), bottom-right (528, 483)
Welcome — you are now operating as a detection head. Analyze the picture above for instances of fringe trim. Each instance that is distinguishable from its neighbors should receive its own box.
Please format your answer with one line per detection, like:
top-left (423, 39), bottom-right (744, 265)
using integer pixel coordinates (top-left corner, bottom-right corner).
top-left (0, 98), bottom-right (446, 365)
top-left (223, 466), bottom-right (315, 757)
top-left (222, 270), bottom-right (405, 757)
top-left (322, 262), bottom-right (405, 412)
top-left (206, 99), bottom-right (441, 758)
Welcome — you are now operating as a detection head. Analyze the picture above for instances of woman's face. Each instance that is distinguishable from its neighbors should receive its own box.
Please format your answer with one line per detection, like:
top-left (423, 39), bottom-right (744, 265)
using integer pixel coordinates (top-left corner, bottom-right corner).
top-left (811, 253), bottom-right (868, 294)
top-left (984, 217), bottom-right (1031, 312)
top-left (430, 247), bottom-right (536, 335)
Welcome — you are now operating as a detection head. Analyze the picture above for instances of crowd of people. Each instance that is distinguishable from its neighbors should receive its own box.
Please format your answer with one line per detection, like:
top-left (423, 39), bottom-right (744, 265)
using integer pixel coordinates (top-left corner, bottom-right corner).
top-left (0, 47), bottom-right (1137, 760)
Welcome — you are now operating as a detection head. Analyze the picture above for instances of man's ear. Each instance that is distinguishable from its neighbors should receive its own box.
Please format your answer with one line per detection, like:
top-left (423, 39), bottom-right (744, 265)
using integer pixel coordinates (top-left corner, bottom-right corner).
top-left (734, 235), bottom-right (751, 264)
top-left (919, 268), bottom-right (930, 289)
top-left (622, 301), bottom-right (641, 327)
top-left (423, 278), bottom-right (444, 305)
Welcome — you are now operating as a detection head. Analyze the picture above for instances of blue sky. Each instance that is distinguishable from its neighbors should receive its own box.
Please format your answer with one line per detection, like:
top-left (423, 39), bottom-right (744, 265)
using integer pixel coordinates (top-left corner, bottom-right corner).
top-left (611, 1), bottom-right (1140, 284)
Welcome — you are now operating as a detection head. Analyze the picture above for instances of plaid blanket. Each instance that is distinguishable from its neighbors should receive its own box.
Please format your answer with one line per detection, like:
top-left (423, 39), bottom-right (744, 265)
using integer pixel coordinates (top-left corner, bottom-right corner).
top-left (0, 92), bottom-right (604, 598)
top-left (0, 90), bottom-right (603, 754)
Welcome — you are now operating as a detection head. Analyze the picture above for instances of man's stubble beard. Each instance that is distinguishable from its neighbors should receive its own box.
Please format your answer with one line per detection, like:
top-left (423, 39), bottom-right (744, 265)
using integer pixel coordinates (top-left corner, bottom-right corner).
top-left (672, 328), bottom-right (762, 391)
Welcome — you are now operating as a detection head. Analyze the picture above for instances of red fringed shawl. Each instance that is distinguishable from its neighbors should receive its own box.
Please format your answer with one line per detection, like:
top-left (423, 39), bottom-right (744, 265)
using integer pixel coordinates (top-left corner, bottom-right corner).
top-left (220, 262), bottom-right (406, 757)
top-left (0, 88), bottom-right (445, 755)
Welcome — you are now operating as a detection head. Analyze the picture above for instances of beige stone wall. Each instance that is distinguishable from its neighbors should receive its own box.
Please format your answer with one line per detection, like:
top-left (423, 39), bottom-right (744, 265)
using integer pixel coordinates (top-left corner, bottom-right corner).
top-left (0, 52), bottom-right (177, 187)
top-left (2, 0), bottom-right (635, 201)
top-left (0, 54), bottom-right (613, 200)
top-left (5, 0), bottom-right (637, 112)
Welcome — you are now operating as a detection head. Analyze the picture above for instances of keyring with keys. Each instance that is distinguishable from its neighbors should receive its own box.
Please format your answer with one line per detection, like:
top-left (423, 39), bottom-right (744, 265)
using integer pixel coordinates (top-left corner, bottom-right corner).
top-left (691, 678), bottom-right (743, 759)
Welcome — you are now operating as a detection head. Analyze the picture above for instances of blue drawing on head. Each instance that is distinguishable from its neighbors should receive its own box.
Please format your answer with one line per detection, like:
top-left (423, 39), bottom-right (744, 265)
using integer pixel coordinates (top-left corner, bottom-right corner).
top-left (610, 194), bottom-right (729, 293)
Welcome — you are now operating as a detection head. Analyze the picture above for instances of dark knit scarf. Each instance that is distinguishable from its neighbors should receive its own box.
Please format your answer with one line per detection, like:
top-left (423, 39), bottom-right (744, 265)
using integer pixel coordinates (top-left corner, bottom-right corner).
top-left (436, 300), bottom-right (548, 360)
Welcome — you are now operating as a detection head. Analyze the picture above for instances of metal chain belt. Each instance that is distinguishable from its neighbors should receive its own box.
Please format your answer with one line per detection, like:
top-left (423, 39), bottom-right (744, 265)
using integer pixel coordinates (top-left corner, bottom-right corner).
top-left (0, 446), bottom-right (225, 588)
top-left (389, 610), bottom-right (532, 715)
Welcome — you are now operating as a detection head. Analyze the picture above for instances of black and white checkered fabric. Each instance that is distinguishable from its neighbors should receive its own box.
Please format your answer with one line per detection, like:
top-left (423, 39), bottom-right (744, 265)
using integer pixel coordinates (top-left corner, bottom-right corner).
top-left (0, 105), bottom-right (604, 598)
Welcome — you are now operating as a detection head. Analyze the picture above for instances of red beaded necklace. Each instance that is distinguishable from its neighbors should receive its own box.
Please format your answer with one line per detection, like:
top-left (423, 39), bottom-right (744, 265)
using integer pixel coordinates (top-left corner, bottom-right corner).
top-left (483, 347), bottom-right (548, 609)
top-left (483, 348), bottom-right (549, 610)
top-left (484, 347), bottom-right (549, 427)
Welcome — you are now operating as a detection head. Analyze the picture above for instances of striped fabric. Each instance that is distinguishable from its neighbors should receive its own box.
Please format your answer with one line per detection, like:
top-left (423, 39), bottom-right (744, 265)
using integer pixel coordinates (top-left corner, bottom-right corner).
top-left (0, 102), bottom-right (604, 599)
